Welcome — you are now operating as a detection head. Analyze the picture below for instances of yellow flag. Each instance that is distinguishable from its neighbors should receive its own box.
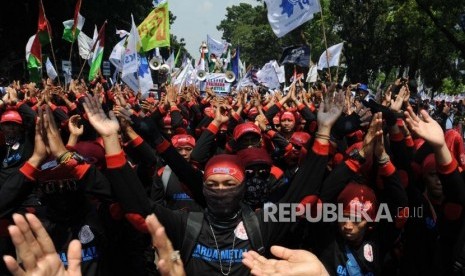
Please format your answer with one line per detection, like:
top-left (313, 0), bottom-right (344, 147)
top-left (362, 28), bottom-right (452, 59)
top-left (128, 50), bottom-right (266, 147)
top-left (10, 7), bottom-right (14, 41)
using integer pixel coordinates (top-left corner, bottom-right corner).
top-left (138, 2), bottom-right (170, 52)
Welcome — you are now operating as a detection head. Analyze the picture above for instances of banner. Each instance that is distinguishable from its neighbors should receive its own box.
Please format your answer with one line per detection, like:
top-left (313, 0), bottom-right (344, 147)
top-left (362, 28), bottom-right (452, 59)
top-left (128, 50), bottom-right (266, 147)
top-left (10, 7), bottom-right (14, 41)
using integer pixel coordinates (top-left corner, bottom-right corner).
top-left (264, 0), bottom-right (321, 38)
top-left (138, 3), bottom-right (170, 52)
top-left (207, 35), bottom-right (228, 58)
top-left (280, 45), bottom-right (311, 68)
top-left (206, 73), bottom-right (231, 94)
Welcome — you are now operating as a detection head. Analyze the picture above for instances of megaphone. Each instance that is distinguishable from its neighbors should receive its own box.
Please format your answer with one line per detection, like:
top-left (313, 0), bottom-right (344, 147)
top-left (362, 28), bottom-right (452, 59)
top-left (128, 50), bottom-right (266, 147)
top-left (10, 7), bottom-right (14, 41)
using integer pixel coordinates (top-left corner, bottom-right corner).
top-left (225, 71), bottom-right (236, 83)
top-left (149, 57), bottom-right (162, 70)
top-left (160, 64), bottom-right (170, 73)
top-left (197, 70), bottom-right (207, 81)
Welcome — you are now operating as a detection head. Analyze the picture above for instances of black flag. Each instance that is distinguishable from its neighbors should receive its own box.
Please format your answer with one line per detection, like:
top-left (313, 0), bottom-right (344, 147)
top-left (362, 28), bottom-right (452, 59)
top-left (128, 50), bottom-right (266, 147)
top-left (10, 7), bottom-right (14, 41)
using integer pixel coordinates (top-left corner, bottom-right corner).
top-left (279, 45), bottom-right (311, 68)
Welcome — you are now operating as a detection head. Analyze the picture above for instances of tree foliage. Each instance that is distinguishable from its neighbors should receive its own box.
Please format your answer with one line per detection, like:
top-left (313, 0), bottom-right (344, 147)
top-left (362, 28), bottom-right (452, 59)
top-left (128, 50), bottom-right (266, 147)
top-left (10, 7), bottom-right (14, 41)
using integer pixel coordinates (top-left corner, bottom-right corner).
top-left (218, 0), bottom-right (465, 92)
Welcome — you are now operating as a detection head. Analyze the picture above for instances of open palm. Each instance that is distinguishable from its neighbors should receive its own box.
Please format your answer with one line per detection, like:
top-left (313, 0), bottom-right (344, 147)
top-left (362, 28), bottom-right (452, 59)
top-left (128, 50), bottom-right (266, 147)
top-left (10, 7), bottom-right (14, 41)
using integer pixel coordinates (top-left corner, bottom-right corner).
top-left (317, 90), bottom-right (344, 129)
top-left (83, 95), bottom-right (120, 137)
top-left (404, 107), bottom-right (445, 148)
top-left (243, 246), bottom-right (328, 276)
top-left (4, 214), bottom-right (82, 276)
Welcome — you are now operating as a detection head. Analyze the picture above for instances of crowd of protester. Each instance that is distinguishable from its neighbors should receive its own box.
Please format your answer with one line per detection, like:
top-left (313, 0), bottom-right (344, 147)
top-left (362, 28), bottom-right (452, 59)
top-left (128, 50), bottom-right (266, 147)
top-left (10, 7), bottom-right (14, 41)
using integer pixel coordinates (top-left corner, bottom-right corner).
top-left (0, 74), bottom-right (464, 276)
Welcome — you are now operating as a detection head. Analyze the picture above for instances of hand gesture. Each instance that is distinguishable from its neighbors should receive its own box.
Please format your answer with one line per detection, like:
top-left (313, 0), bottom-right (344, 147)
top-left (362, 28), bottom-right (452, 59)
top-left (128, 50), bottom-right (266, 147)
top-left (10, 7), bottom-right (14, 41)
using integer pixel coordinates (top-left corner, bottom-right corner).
top-left (28, 109), bottom-right (50, 167)
top-left (83, 95), bottom-right (120, 138)
top-left (356, 107), bottom-right (372, 128)
top-left (68, 115), bottom-right (84, 137)
top-left (255, 114), bottom-right (268, 132)
top-left (4, 213), bottom-right (82, 276)
top-left (146, 214), bottom-right (186, 276)
top-left (360, 112), bottom-right (383, 158)
top-left (404, 106), bottom-right (445, 148)
top-left (390, 86), bottom-right (408, 112)
top-left (242, 245), bottom-right (329, 276)
top-left (213, 105), bottom-right (230, 125)
top-left (41, 106), bottom-right (68, 158)
top-left (374, 133), bottom-right (387, 159)
top-left (317, 90), bottom-right (344, 133)
top-left (383, 85), bottom-right (392, 106)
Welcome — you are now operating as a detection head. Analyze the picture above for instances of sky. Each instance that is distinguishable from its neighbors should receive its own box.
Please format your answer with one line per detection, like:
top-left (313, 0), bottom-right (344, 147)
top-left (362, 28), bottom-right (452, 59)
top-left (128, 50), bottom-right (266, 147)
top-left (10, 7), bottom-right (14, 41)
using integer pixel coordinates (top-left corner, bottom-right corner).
top-left (169, 0), bottom-right (258, 60)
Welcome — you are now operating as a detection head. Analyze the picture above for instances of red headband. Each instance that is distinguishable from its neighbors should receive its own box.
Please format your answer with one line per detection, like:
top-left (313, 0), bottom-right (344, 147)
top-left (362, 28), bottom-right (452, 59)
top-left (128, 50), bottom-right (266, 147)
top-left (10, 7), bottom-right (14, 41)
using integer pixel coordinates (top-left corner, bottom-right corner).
top-left (204, 154), bottom-right (245, 183)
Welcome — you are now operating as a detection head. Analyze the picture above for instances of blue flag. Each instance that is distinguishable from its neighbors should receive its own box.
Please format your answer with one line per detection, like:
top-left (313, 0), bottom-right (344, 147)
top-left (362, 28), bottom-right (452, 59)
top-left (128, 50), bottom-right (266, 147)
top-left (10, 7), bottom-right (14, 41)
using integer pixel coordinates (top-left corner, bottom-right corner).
top-left (231, 47), bottom-right (240, 79)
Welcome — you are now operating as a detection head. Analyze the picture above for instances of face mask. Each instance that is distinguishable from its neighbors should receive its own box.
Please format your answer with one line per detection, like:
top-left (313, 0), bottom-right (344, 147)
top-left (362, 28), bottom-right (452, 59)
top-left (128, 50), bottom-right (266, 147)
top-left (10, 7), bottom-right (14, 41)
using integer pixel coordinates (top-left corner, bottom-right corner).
top-left (3, 127), bottom-right (21, 146)
top-left (243, 177), bottom-right (269, 208)
top-left (216, 132), bottom-right (227, 148)
top-left (203, 184), bottom-right (245, 219)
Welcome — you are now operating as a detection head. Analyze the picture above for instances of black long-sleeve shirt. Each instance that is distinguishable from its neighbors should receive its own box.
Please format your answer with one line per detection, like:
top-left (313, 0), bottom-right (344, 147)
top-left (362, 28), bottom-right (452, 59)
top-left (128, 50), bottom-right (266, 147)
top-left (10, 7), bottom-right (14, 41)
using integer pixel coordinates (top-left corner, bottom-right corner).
top-left (106, 139), bottom-right (330, 275)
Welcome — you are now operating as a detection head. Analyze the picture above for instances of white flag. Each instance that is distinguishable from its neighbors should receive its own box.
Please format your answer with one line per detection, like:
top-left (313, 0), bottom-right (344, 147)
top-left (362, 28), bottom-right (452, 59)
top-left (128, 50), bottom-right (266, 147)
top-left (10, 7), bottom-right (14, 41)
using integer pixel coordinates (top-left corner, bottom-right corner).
top-left (122, 15), bottom-right (140, 81)
top-left (174, 62), bottom-right (193, 86)
top-left (109, 38), bottom-right (126, 70)
top-left (165, 51), bottom-right (175, 71)
top-left (77, 31), bottom-right (93, 60)
top-left (270, 60), bottom-right (285, 83)
top-left (207, 35), bottom-right (228, 58)
top-left (317, 42), bottom-right (344, 70)
top-left (115, 29), bottom-right (129, 38)
top-left (257, 61), bottom-right (280, 89)
top-left (264, 0), bottom-right (321, 38)
top-left (122, 15), bottom-right (154, 97)
top-left (306, 65), bottom-right (318, 83)
top-left (45, 58), bottom-right (57, 80)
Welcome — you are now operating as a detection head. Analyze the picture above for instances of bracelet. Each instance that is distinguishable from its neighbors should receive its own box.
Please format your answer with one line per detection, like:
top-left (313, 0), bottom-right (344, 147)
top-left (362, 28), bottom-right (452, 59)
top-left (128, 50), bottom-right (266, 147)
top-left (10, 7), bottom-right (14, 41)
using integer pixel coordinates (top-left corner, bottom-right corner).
top-left (378, 154), bottom-right (390, 165)
top-left (315, 132), bottom-right (331, 140)
top-left (57, 151), bottom-right (74, 164)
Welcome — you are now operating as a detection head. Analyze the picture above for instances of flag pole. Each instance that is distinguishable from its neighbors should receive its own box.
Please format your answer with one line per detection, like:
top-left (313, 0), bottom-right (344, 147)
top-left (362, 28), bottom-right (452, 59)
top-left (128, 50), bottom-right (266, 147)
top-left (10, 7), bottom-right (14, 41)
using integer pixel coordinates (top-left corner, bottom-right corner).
top-left (335, 49), bottom-right (341, 82)
top-left (41, 0), bottom-right (61, 87)
top-left (68, 40), bottom-right (74, 77)
top-left (317, 0), bottom-right (331, 83)
top-left (78, 20), bottom-right (107, 80)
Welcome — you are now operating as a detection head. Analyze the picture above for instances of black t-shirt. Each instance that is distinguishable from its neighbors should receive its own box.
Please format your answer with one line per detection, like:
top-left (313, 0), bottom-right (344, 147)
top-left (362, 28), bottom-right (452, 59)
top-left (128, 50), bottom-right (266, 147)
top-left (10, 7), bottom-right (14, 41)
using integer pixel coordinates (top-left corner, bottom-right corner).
top-left (319, 236), bottom-right (378, 276)
top-left (187, 219), bottom-right (251, 275)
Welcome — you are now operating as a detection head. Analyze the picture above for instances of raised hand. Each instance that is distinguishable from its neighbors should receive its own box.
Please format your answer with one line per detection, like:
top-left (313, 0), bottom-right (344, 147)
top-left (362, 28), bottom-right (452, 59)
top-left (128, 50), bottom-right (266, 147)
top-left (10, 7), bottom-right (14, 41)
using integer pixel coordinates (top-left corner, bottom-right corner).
top-left (255, 114), bottom-right (268, 132)
top-left (356, 106), bottom-right (372, 128)
top-left (28, 108), bottom-right (50, 168)
top-left (42, 106), bottom-right (68, 159)
top-left (146, 214), bottom-right (186, 276)
top-left (317, 89), bottom-right (344, 135)
top-left (242, 245), bottom-right (329, 276)
top-left (404, 106), bottom-right (445, 148)
top-left (83, 95), bottom-right (120, 138)
top-left (382, 85), bottom-right (392, 106)
top-left (390, 86), bottom-right (408, 112)
top-left (213, 104), bottom-right (230, 125)
top-left (68, 115), bottom-right (84, 137)
top-left (360, 112), bottom-right (383, 158)
top-left (3, 213), bottom-right (82, 276)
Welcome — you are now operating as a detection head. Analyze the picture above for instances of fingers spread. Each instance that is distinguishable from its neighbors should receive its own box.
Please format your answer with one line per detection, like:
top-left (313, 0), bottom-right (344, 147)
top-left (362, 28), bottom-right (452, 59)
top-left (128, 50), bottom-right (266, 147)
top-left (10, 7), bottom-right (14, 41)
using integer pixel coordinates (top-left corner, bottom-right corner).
top-left (3, 255), bottom-right (26, 276)
top-left (25, 213), bottom-right (57, 255)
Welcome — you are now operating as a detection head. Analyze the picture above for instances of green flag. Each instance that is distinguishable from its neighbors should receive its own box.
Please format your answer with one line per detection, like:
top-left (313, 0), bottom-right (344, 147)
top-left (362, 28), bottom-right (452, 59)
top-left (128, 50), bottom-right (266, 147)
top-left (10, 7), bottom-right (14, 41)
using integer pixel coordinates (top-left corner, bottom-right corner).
top-left (138, 2), bottom-right (170, 52)
top-left (88, 23), bottom-right (106, 81)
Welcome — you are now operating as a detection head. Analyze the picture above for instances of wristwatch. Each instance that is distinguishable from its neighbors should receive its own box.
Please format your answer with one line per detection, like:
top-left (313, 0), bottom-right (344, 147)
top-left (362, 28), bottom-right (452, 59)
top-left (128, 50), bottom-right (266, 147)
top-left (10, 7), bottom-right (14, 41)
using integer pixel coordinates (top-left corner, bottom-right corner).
top-left (349, 149), bottom-right (366, 164)
top-left (263, 125), bottom-right (272, 133)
